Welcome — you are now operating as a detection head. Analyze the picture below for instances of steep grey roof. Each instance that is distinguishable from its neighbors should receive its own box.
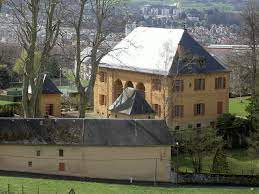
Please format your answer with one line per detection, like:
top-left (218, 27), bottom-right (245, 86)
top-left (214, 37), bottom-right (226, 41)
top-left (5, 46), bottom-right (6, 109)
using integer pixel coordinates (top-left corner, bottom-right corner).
top-left (100, 27), bottom-right (228, 76)
top-left (28, 75), bottom-right (62, 95)
top-left (109, 87), bottom-right (155, 115)
top-left (42, 76), bottom-right (62, 94)
top-left (0, 118), bottom-right (174, 146)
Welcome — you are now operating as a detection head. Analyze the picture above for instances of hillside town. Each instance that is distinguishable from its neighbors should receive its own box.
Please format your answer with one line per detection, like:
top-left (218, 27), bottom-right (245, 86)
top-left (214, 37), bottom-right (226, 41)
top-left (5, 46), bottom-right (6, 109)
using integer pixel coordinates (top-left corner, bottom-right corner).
top-left (0, 0), bottom-right (259, 193)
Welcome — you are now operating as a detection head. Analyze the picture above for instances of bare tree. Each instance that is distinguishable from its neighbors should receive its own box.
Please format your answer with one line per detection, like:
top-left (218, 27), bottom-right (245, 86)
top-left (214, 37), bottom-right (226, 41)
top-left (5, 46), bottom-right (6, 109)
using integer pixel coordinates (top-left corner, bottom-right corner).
top-left (226, 51), bottom-right (252, 98)
top-left (242, 0), bottom-right (259, 99)
top-left (159, 42), bottom-right (203, 127)
top-left (64, 0), bottom-right (125, 118)
top-left (0, 0), bottom-right (4, 11)
top-left (8, 0), bottom-right (62, 117)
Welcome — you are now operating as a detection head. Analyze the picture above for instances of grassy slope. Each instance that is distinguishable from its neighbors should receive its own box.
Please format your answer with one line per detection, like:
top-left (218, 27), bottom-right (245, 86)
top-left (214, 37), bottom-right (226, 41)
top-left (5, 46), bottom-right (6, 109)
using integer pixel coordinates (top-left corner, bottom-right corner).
top-left (229, 97), bottom-right (250, 117)
top-left (174, 149), bottom-right (259, 175)
top-left (0, 176), bottom-right (257, 194)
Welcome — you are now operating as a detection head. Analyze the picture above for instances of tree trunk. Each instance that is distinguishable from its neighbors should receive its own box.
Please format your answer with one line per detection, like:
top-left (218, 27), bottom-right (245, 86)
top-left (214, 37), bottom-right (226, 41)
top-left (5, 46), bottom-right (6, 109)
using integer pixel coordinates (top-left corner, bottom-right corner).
top-left (78, 90), bottom-right (87, 118)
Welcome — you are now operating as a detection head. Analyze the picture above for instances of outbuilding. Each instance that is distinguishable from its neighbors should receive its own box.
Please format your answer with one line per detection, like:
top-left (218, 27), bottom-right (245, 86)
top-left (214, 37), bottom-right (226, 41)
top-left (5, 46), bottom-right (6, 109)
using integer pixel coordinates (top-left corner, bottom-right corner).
top-left (0, 118), bottom-right (173, 182)
top-left (108, 87), bottom-right (156, 119)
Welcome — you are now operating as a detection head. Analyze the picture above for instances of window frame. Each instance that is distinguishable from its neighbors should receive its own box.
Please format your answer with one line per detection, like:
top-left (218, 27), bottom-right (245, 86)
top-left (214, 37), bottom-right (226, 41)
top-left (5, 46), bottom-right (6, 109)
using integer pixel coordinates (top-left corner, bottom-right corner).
top-left (28, 161), bottom-right (32, 167)
top-left (194, 103), bottom-right (205, 116)
top-left (59, 149), bottom-right (64, 157)
top-left (59, 162), bottom-right (65, 171)
top-left (173, 80), bottom-right (184, 92)
top-left (217, 101), bottom-right (223, 114)
top-left (215, 77), bottom-right (226, 90)
top-left (152, 104), bottom-right (161, 117)
top-left (99, 94), bottom-right (106, 106)
top-left (194, 78), bottom-right (205, 91)
top-left (99, 71), bottom-right (107, 83)
top-left (152, 79), bottom-right (162, 91)
top-left (173, 105), bottom-right (184, 118)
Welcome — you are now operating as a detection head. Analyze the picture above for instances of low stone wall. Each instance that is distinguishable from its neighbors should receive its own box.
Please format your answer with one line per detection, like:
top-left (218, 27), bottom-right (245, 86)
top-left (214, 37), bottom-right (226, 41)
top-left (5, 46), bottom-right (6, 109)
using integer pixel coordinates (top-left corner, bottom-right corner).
top-left (172, 172), bottom-right (259, 186)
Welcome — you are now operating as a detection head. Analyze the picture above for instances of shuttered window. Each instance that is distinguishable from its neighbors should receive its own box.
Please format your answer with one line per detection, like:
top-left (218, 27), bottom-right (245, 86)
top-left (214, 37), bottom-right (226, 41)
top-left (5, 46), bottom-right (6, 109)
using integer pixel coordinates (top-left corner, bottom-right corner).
top-left (217, 101), bottom-right (223, 114)
top-left (99, 71), bottom-right (107, 83)
top-left (152, 104), bottom-right (161, 117)
top-left (173, 105), bottom-right (184, 118)
top-left (152, 79), bottom-right (162, 91)
top-left (59, 163), bottom-right (65, 171)
top-left (99, 95), bottom-right (106, 106)
top-left (215, 77), bottom-right (226, 89)
top-left (194, 103), bottom-right (205, 116)
top-left (173, 80), bottom-right (184, 92)
top-left (194, 79), bottom-right (205, 91)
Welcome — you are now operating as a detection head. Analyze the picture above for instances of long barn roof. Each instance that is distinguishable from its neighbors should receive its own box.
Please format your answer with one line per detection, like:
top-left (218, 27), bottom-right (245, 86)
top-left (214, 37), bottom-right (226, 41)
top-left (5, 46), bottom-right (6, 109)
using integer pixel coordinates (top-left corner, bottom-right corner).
top-left (0, 118), bottom-right (173, 146)
top-left (100, 27), bottom-right (227, 75)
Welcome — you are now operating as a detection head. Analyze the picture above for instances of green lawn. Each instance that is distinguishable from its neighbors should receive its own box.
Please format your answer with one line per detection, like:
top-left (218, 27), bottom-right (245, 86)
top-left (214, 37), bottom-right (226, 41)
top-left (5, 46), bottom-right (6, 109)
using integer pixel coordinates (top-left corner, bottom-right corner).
top-left (173, 149), bottom-right (259, 175)
top-left (229, 97), bottom-right (250, 117)
top-left (0, 176), bottom-right (257, 194)
top-left (0, 101), bottom-right (19, 106)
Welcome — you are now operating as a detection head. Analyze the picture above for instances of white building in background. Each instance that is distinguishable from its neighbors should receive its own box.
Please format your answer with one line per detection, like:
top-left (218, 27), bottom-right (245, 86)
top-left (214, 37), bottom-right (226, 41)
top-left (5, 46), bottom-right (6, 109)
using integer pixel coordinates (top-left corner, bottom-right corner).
top-left (142, 4), bottom-right (178, 19)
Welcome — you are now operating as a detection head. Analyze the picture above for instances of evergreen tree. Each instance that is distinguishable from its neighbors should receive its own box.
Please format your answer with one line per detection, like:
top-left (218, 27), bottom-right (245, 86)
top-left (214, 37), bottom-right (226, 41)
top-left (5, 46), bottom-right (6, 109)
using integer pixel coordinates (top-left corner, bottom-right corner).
top-left (211, 147), bottom-right (229, 174)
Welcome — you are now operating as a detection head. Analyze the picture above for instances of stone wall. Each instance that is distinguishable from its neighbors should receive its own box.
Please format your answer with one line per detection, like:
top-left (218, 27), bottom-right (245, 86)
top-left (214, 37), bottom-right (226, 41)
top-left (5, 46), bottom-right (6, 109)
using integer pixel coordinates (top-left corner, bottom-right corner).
top-left (172, 172), bottom-right (259, 186)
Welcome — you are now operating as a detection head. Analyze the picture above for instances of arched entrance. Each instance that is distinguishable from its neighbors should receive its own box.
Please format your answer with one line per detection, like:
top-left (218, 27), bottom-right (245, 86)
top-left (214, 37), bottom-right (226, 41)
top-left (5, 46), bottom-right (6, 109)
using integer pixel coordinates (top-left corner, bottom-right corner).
top-left (136, 82), bottom-right (145, 98)
top-left (136, 82), bottom-right (145, 91)
top-left (124, 81), bottom-right (134, 88)
top-left (113, 79), bottom-right (123, 101)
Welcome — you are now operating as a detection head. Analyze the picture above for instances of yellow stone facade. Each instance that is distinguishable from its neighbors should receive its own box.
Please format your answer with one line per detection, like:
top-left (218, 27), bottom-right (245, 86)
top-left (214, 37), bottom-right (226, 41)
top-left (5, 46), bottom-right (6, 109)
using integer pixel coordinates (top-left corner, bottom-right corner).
top-left (0, 145), bottom-right (171, 182)
top-left (94, 67), bottom-right (230, 129)
top-left (38, 94), bottom-right (61, 117)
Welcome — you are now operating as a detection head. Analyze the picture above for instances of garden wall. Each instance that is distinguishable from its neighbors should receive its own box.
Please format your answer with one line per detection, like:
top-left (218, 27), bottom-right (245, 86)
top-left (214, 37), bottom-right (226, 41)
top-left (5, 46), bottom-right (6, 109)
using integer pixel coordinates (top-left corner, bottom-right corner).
top-left (172, 172), bottom-right (259, 186)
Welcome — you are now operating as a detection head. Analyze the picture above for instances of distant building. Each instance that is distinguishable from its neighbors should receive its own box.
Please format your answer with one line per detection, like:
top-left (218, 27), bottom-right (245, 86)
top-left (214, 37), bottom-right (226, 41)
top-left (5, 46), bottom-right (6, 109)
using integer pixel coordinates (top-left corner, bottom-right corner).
top-left (94, 27), bottom-right (230, 129)
top-left (0, 118), bottom-right (173, 182)
top-left (187, 16), bottom-right (199, 22)
top-left (142, 4), bottom-right (178, 19)
top-left (29, 75), bottom-right (63, 117)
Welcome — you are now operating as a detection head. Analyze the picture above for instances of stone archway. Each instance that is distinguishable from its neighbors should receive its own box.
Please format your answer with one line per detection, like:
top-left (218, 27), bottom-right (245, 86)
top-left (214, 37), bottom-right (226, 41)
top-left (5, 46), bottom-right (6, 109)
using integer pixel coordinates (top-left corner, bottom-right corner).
top-left (125, 81), bottom-right (134, 88)
top-left (136, 82), bottom-right (145, 98)
top-left (136, 82), bottom-right (145, 92)
top-left (113, 79), bottom-right (123, 101)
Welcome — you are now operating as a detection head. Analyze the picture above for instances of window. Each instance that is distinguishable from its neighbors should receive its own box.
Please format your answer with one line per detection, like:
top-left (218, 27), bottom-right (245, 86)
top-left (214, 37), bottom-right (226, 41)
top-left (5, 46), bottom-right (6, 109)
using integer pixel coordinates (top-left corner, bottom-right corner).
top-left (59, 149), bottom-right (64, 157)
top-left (173, 80), bottom-right (184, 92)
top-left (152, 79), bottom-right (161, 91)
top-left (59, 163), bottom-right (65, 171)
top-left (194, 103), bottom-right (205, 116)
top-left (152, 104), bottom-right (161, 117)
top-left (188, 124), bottom-right (193, 129)
top-left (173, 105), bottom-right (184, 118)
top-left (99, 95), bottom-right (106, 106)
top-left (215, 77), bottom-right (226, 89)
top-left (28, 161), bottom-right (32, 167)
top-left (194, 79), bottom-right (205, 91)
top-left (196, 123), bottom-right (201, 128)
top-left (175, 126), bottom-right (180, 130)
top-left (210, 122), bottom-right (216, 128)
top-left (217, 101), bottom-right (223, 114)
top-left (99, 71), bottom-right (107, 83)
top-left (36, 150), bottom-right (40, 156)
top-left (45, 104), bottom-right (54, 116)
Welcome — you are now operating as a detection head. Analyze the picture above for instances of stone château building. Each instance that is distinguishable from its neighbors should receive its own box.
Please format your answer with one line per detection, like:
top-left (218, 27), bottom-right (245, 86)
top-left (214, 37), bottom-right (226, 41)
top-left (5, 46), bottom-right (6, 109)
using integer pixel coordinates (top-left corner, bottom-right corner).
top-left (94, 27), bottom-right (230, 129)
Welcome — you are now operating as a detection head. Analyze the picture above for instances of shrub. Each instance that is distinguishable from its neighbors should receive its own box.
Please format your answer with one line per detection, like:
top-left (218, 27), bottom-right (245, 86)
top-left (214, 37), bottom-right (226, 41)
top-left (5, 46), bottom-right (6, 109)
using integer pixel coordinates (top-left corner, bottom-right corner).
top-left (216, 113), bottom-right (250, 148)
